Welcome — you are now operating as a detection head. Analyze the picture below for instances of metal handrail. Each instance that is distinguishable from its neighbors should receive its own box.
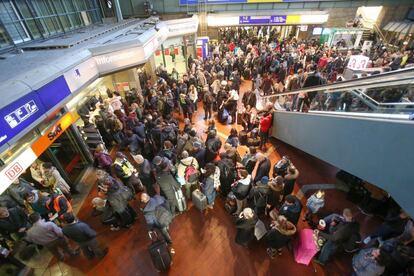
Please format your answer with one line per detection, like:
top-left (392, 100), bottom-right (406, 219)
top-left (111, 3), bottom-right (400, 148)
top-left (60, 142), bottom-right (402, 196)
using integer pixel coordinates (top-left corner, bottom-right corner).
top-left (261, 67), bottom-right (414, 99)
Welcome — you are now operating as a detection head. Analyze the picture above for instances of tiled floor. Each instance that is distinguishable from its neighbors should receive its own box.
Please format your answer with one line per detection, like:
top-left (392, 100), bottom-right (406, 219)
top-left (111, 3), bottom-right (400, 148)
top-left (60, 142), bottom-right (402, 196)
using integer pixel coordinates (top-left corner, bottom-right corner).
top-left (33, 80), bottom-right (383, 276)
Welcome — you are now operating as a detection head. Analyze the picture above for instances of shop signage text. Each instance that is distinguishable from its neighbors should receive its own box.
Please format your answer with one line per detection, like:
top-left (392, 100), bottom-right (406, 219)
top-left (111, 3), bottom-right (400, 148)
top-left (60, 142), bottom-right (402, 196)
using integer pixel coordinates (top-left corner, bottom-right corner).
top-left (0, 147), bottom-right (38, 194)
top-left (31, 112), bottom-right (75, 156)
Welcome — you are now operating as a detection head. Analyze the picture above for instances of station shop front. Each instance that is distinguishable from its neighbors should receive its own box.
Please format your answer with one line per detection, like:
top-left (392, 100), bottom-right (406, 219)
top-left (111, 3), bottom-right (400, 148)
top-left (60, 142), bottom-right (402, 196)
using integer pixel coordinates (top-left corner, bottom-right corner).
top-left (152, 16), bottom-right (198, 77)
top-left (206, 13), bottom-right (329, 45)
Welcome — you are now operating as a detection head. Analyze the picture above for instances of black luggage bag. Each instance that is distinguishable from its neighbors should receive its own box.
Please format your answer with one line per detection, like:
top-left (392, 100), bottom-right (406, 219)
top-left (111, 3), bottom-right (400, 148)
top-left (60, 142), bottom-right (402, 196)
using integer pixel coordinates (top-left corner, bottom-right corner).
top-left (148, 231), bottom-right (172, 272)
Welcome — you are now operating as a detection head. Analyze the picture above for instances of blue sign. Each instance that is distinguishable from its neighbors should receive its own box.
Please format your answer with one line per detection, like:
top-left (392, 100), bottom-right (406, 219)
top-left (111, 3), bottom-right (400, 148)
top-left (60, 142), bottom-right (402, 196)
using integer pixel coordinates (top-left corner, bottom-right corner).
top-left (0, 75), bottom-right (72, 149)
top-left (0, 92), bottom-right (45, 148)
top-left (36, 76), bottom-right (71, 111)
top-left (239, 15), bottom-right (287, 25)
top-left (270, 15), bottom-right (287, 24)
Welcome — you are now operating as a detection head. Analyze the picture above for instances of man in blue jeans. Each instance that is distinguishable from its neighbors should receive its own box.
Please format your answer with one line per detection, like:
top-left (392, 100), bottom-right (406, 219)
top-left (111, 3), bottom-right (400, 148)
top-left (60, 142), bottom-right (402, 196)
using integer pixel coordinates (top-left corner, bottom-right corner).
top-left (314, 208), bottom-right (360, 266)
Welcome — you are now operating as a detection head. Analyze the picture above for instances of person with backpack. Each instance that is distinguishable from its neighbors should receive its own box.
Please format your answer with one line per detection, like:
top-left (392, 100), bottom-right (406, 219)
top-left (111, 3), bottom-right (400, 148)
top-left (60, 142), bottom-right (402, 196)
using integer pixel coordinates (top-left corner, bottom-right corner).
top-left (232, 169), bottom-right (252, 216)
top-left (176, 151), bottom-right (199, 199)
top-left (201, 163), bottom-right (220, 210)
top-left (101, 177), bottom-right (136, 228)
top-left (141, 193), bottom-right (175, 254)
top-left (113, 152), bottom-right (143, 194)
top-left (205, 130), bottom-right (222, 163)
top-left (249, 176), bottom-right (271, 216)
top-left (241, 146), bottom-right (257, 175)
top-left (94, 143), bottom-right (113, 175)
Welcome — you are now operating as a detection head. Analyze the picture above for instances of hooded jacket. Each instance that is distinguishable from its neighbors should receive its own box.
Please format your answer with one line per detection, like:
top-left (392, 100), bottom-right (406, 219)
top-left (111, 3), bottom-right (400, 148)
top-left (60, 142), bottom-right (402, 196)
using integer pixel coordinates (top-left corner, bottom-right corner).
top-left (279, 198), bottom-right (302, 225)
top-left (177, 156), bottom-right (199, 180)
top-left (143, 195), bottom-right (166, 227)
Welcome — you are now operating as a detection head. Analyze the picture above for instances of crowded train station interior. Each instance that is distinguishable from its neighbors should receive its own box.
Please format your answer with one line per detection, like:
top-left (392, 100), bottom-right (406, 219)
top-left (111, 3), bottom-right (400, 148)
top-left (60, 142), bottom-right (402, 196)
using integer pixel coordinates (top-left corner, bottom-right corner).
top-left (0, 0), bottom-right (413, 275)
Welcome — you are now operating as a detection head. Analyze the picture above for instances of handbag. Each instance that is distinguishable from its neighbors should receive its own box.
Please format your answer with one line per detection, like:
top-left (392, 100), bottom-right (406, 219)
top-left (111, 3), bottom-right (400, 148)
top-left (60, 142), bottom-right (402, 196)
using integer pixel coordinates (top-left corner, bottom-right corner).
top-left (254, 219), bottom-right (267, 240)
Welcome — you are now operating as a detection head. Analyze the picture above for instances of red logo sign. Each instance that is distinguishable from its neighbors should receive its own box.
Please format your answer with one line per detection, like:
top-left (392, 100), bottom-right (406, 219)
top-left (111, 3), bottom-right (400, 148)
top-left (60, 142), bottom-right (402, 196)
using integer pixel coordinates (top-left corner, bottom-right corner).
top-left (5, 162), bottom-right (23, 180)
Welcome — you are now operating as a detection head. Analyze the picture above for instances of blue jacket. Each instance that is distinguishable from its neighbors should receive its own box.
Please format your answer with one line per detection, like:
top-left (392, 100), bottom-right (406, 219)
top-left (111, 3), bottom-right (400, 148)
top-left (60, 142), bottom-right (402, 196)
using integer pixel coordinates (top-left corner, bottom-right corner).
top-left (352, 248), bottom-right (385, 276)
top-left (306, 194), bottom-right (325, 214)
top-left (143, 195), bottom-right (166, 226)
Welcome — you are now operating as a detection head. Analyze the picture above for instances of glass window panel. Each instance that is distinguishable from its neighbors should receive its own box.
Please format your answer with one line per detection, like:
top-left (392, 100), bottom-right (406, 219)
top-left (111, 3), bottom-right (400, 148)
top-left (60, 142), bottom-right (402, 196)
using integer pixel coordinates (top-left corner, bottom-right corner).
top-left (51, 0), bottom-right (65, 14)
top-left (0, 24), bottom-right (12, 48)
top-left (43, 17), bottom-right (58, 34)
top-left (0, 2), bottom-right (30, 43)
top-left (24, 19), bottom-right (42, 39)
top-left (58, 15), bottom-right (73, 30)
top-left (14, 0), bottom-right (32, 18)
top-left (62, 0), bottom-right (75, 12)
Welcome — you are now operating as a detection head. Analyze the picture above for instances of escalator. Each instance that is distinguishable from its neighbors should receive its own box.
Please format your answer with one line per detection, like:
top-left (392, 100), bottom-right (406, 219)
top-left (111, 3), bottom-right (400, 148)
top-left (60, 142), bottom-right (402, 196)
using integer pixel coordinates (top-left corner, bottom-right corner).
top-left (261, 67), bottom-right (414, 216)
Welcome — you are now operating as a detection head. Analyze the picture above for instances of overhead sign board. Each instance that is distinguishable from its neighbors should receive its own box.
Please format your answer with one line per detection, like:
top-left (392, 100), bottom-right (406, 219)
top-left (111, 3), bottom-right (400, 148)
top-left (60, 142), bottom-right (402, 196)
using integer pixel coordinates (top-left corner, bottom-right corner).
top-left (0, 92), bottom-right (45, 148)
top-left (180, 0), bottom-right (331, 4)
top-left (239, 16), bottom-right (287, 25)
top-left (347, 55), bottom-right (370, 70)
top-left (64, 58), bottom-right (99, 93)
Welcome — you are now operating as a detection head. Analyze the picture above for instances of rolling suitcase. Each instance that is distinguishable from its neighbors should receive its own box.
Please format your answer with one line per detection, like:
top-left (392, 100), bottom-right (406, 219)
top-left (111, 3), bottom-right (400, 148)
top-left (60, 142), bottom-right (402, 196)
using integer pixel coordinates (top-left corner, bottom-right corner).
top-left (174, 187), bottom-right (187, 212)
top-left (148, 231), bottom-right (172, 272)
top-left (238, 130), bottom-right (248, 146)
top-left (192, 189), bottom-right (207, 211)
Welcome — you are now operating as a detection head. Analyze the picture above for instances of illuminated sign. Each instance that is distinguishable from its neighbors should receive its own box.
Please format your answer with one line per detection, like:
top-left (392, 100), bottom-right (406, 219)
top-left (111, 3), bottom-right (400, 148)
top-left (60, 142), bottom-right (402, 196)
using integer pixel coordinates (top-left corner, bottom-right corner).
top-left (31, 112), bottom-right (75, 157)
top-left (180, 0), bottom-right (331, 4)
top-left (0, 147), bottom-right (38, 194)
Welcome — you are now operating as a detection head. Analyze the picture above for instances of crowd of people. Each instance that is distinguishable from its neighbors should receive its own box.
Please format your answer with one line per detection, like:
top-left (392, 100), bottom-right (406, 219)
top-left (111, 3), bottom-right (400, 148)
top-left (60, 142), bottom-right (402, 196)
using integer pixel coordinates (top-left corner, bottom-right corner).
top-left (0, 28), bottom-right (413, 275)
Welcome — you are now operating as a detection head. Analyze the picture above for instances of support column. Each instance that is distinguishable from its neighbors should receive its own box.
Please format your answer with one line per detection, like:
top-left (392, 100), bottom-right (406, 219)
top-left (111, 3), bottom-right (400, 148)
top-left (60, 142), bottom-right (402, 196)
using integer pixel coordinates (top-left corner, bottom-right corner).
top-left (113, 0), bottom-right (123, 22)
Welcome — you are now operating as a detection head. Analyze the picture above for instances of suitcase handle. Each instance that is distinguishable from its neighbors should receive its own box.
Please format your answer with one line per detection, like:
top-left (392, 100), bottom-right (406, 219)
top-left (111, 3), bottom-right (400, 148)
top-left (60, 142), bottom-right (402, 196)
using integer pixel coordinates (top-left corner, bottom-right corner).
top-left (148, 230), bottom-right (159, 241)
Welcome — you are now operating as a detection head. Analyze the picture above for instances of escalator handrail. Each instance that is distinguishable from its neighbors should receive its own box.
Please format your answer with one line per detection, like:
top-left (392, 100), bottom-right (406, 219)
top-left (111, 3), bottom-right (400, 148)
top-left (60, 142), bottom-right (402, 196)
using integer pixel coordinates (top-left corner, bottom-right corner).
top-left (260, 67), bottom-right (414, 98)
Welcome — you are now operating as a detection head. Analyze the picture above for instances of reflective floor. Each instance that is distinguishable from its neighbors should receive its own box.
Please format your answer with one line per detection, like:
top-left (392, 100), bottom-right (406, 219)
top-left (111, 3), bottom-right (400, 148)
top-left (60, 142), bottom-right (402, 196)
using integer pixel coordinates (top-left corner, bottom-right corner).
top-left (40, 80), bottom-right (382, 276)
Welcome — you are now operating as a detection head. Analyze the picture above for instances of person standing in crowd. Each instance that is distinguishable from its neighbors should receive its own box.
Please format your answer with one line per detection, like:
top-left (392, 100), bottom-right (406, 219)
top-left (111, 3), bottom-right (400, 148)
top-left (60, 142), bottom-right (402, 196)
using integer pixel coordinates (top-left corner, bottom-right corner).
top-left (265, 215), bottom-right (296, 258)
top-left (233, 169), bottom-right (252, 216)
top-left (259, 112), bottom-right (272, 151)
top-left (352, 247), bottom-right (388, 276)
top-left (235, 208), bottom-right (258, 247)
top-left (30, 160), bottom-right (45, 186)
top-left (202, 87), bottom-right (214, 120)
top-left (94, 143), bottom-right (113, 175)
top-left (113, 152), bottom-right (142, 194)
top-left (304, 190), bottom-right (325, 224)
top-left (25, 212), bottom-right (79, 261)
top-left (100, 177), bottom-right (136, 228)
top-left (133, 154), bottom-right (156, 196)
top-left (6, 177), bottom-right (34, 207)
top-left (62, 213), bottom-right (108, 259)
top-left (176, 151), bottom-right (199, 199)
top-left (252, 153), bottom-right (271, 184)
top-left (283, 166), bottom-right (299, 197)
top-left (201, 163), bottom-right (219, 210)
top-left (314, 208), bottom-right (360, 266)
top-left (141, 193), bottom-right (175, 254)
top-left (42, 162), bottom-right (72, 199)
top-left (46, 193), bottom-right (73, 221)
top-left (277, 195), bottom-right (302, 226)
top-left (153, 156), bottom-right (180, 215)
top-left (0, 207), bottom-right (30, 238)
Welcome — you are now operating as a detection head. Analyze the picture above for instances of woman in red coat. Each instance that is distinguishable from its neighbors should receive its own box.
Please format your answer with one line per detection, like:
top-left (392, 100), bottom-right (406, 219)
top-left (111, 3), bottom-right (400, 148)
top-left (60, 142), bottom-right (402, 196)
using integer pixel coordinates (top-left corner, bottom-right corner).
top-left (259, 112), bottom-right (272, 150)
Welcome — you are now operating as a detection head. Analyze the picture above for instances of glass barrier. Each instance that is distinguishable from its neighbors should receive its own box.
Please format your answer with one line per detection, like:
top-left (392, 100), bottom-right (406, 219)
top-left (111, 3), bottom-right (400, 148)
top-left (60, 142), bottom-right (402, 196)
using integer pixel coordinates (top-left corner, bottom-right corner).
top-left (258, 68), bottom-right (414, 116)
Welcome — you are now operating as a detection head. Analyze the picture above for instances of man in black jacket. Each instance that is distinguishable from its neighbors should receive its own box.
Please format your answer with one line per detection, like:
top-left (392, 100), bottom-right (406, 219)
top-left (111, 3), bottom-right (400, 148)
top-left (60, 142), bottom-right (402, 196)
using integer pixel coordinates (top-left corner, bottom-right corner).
top-left (315, 208), bottom-right (360, 266)
top-left (252, 153), bottom-right (271, 183)
top-left (62, 213), bottom-right (108, 259)
top-left (0, 207), bottom-right (30, 238)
